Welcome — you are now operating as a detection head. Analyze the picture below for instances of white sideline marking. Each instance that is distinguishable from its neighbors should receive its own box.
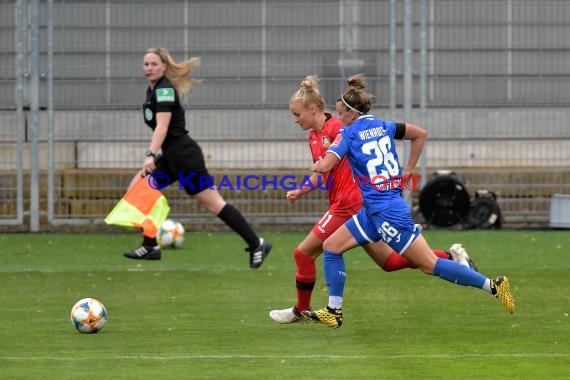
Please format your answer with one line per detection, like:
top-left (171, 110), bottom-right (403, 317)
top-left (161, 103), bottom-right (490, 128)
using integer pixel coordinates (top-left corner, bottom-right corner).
top-left (2, 353), bottom-right (568, 361)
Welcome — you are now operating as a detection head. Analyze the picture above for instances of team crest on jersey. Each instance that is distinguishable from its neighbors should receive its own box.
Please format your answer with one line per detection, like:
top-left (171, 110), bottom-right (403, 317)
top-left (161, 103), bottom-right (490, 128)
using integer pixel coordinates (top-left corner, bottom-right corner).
top-left (157, 88), bottom-right (175, 102)
top-left (322, 136), bottom-right (331, 148)
top-left (144, 108), bottom-right (153, 121)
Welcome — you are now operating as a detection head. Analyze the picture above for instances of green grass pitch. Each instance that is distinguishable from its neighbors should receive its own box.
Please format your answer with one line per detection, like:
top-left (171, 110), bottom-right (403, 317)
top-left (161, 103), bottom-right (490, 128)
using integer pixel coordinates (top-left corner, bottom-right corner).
top-left (0, 230), bottom-right (568, 379)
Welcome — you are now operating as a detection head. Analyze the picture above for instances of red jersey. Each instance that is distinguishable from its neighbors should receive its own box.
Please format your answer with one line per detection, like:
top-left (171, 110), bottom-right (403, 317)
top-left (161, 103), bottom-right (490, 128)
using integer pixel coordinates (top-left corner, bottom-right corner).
top-left (308, 113), bottom-right (362, 217)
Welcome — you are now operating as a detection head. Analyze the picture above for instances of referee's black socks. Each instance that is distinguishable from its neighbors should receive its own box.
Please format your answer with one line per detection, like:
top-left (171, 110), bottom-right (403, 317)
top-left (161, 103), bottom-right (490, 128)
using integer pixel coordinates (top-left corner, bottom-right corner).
top-left (217, 203), bottom-right (260, 250)
top-left (142, 234), bottom-right (158, 248)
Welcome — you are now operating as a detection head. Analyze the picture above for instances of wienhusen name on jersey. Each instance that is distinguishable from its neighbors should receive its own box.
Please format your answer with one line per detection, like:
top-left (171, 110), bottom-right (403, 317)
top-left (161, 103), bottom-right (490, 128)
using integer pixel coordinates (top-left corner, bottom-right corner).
top-left (358, 126), bottom-right (387, 140)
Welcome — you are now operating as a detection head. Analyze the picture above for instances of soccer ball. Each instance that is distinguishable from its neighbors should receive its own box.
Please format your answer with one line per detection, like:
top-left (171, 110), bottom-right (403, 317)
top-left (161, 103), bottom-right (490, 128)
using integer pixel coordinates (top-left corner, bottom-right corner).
top-left (157, 219), bottom-right (185, 248)
top-left (70, 298), bottom-right (107, 333)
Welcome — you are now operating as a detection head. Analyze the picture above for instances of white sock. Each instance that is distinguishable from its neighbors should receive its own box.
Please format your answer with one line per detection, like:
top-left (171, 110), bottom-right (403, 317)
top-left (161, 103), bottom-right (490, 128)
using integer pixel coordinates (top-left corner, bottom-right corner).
top-left (328, 296), bottom-right (342, 310)
top-left (482, 279), bottom-right (492, 294)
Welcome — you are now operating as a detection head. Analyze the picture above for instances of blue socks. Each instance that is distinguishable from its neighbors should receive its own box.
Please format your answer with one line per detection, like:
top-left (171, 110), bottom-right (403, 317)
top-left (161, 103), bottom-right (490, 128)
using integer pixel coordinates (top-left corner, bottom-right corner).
top-left (434, 258), bottom-right (486, 288)
top-left (323, 251), bottom-right (346, 298)
top-left (323, 254), bottom-right (486, 309)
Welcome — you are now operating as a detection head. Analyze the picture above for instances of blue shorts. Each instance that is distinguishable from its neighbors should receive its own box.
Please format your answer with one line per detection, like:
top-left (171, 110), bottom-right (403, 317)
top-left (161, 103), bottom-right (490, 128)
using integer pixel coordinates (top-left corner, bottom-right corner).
top-left (345, 202), bottom-right (421, 254)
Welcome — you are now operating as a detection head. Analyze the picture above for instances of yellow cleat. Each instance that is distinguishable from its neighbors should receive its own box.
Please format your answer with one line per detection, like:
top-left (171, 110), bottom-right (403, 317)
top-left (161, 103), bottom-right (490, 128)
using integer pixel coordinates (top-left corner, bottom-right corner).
top-left (492, 276), bottom-right (515, 314)
top-left (301, 306), bottom-right (343, 328)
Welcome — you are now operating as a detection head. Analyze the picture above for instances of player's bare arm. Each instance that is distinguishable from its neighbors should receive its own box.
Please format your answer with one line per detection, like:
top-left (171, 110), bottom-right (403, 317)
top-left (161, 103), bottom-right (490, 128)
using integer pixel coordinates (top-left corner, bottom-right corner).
top-left (142, 111), bottom-right (171, 176)
top-left (312, 152), bottom-right (340, 174)
top-left (286, 173), bottom-right (322, 203)
top-left (402, 123), bottom-right (427, 177)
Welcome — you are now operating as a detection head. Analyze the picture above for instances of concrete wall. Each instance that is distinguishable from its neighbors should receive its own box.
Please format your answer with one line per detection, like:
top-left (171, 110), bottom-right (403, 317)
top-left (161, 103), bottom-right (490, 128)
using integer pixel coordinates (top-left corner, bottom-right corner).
top-left (3, 107), bottom-right (569, 142)
top-left (1, 107), bottom-right (568, 170)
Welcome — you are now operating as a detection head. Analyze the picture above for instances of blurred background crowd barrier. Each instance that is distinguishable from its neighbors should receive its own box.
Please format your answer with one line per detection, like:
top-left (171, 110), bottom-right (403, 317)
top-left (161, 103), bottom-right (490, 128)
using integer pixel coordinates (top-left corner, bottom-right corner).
top-left (1, 0), bottom-right (569, 231)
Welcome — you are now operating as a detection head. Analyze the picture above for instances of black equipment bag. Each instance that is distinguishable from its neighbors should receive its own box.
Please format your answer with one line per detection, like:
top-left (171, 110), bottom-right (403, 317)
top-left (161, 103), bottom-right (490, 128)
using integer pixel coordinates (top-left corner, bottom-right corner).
top-left (468, 190), bottom-right (502, 229)
top-left (419, 174), bottom-right (471, 227)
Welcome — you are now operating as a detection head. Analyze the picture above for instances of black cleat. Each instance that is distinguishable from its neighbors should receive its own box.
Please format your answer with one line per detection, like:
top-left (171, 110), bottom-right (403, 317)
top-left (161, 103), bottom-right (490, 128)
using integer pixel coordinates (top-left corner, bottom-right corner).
top-left (123, 245), bottom-right (162, 260)
top-left (247, 237), bottom-right (272, 269)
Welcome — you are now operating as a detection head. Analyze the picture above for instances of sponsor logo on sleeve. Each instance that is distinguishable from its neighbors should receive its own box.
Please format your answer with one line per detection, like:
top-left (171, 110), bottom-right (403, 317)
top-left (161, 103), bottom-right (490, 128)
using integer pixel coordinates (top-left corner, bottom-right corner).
top-left (157, 88), bottom-right (175, 102)
top-left (331, 134), bottom-right (343, 147)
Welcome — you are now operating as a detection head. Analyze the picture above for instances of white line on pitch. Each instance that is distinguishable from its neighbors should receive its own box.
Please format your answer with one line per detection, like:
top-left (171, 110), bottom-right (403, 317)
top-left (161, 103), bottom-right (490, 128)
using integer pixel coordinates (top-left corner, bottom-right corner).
top-left (2, 353), bottom-right (569, 361)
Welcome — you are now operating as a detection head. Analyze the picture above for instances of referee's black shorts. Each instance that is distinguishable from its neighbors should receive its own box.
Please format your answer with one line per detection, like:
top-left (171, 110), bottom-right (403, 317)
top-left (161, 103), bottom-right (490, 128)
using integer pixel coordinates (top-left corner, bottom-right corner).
top-left (152, 135), bottom-right (213, 196)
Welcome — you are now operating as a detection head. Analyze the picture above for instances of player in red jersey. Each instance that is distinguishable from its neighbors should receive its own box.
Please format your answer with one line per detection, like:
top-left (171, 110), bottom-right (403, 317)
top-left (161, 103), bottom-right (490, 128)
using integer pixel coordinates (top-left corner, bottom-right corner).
top-left (269, 76), bottom-right (477, 324)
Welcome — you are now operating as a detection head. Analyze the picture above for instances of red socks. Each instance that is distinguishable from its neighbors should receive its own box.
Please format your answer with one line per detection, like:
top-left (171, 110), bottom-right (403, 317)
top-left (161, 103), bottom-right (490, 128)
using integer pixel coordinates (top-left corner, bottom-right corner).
top-left (294, 248), bottom-right (316, 312)
top-left (382, 249), bottom-right (450, 272)
top-left (433, 249), bottom-right (452, 260)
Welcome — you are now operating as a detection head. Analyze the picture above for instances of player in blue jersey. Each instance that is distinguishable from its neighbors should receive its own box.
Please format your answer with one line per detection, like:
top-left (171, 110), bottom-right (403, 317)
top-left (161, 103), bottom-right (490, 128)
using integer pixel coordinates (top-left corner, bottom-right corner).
top-left (269, 75), bottom-right (477, 325)
top-left (302, 74), bottom-right (515, 328)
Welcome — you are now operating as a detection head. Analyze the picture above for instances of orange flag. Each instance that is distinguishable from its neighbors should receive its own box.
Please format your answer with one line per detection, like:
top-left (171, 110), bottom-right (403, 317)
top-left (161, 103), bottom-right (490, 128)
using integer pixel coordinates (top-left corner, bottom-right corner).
top-left (104, 178), bottom-right (170, 237)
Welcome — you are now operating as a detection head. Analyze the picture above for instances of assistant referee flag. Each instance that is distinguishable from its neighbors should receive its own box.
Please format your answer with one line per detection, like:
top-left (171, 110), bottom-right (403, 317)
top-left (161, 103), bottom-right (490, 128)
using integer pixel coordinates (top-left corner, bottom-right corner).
top-left (104, 178), bottom-right (170, 237)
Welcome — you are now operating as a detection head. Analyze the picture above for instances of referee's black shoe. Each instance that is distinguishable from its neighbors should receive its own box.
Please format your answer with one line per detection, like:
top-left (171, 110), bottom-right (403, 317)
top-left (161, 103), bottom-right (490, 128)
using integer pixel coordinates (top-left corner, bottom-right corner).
top-left (248, 237), bottom-right (272, 269)
top-left (124, 245), bottom-right (162, 260)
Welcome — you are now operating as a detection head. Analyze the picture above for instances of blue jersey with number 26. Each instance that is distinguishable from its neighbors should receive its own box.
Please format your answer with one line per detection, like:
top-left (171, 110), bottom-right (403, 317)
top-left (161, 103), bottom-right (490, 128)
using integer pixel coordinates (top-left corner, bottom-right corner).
top-left (328, 115), bottom-right (402, 213)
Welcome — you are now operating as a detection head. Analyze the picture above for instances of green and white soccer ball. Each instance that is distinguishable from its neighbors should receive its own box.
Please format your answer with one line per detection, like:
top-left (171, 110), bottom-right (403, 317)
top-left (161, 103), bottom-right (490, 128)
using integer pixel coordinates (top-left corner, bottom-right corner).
top-left (70, 297), bottom-right (107, 333)
top-left (157, 219), bottom-right (185, 248)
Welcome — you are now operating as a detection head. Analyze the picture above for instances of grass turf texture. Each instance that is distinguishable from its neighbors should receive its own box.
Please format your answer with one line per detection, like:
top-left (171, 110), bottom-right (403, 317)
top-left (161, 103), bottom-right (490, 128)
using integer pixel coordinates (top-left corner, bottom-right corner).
top-left (0, 230), bottom-right (568, 379)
